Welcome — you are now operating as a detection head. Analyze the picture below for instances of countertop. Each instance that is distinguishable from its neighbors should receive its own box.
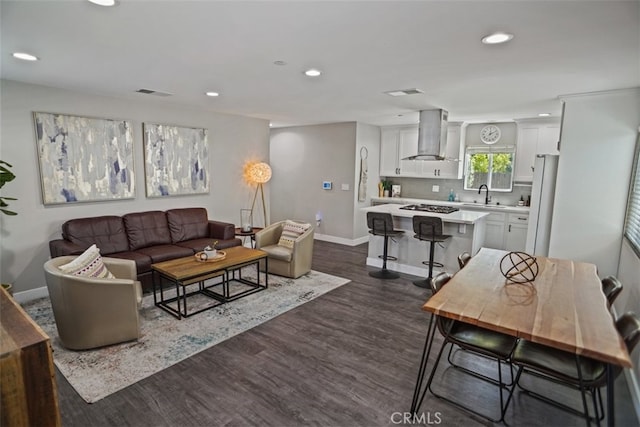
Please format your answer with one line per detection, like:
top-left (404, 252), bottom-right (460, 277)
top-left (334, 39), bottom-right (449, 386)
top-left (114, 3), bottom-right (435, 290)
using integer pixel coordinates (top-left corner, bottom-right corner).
top-left (362, 203), bottom-right (491, 225)
top-left (370, 197), bottom-right (531, 214)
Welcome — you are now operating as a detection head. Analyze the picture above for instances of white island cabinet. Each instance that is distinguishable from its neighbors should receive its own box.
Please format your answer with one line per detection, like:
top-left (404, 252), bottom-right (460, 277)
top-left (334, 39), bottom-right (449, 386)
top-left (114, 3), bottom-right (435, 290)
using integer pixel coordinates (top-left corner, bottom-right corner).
top-left (362, 204), bottom-right (489, 278)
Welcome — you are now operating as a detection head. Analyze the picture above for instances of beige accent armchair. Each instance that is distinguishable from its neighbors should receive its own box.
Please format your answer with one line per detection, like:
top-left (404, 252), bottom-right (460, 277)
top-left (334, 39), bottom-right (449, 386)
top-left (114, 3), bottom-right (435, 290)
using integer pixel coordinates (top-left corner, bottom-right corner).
top-left (44, 256), bottom-right (142, 350)
top-left (255, 220), bottom-right (314, 278)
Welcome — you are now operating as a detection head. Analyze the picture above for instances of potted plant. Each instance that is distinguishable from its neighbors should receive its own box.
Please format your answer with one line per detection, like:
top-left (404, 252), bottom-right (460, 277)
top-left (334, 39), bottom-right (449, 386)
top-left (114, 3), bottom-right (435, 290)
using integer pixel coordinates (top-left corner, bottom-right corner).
top-left (0, 160), bottom-right (17, 216)
top-left (1, 160), bottom-right (16, 294)
top-left (382, 180), bottom-right (393, 197)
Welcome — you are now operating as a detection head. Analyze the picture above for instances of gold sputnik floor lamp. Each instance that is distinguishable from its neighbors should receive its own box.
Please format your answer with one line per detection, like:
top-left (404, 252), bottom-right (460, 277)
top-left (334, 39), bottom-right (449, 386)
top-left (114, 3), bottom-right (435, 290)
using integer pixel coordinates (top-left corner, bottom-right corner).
top-left (245, 162), bottom-right (272, 227)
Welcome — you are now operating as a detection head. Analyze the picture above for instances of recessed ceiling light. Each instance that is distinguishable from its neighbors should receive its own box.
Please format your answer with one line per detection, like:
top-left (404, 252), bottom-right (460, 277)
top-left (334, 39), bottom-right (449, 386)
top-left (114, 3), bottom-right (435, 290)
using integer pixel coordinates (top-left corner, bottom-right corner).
top-left (481, 32), bottom-right (514, 44)
top-left (205, 92), bottom-right (219, 97)
top-left (538, 113), bottom-right (551, 117)
top-left (304, 69), bottom-right (322, 77)
top-left (384, 88), bottom-right (424, 97)
top-left (12, 52), bottom-right (38, 61)
top-left (88, 0), bottom-right (116, 6)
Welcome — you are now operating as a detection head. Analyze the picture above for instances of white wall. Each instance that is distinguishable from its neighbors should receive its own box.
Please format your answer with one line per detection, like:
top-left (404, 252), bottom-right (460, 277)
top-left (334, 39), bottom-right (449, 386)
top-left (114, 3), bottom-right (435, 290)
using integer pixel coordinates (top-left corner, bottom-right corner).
top-left (354, 123), bottom-right (380, 241)
top-left (549, 89), bottom-right (640, 276)
top-left (269, 123), bottom-right (357, 240)
top-left (0, 80), bottom-right (269, 294)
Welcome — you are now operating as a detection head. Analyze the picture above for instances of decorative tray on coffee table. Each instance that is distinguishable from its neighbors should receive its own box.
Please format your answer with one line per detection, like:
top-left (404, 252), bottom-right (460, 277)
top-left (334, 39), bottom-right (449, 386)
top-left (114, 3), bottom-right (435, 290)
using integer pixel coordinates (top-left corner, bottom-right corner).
top-left (194, 251), bottom-right (227, 262)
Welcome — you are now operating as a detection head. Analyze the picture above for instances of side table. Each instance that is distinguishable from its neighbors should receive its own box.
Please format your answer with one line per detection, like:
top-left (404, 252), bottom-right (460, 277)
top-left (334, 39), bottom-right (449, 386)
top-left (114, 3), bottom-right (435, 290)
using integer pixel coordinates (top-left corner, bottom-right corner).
top-left (234, 227), bottom-right (263, 248)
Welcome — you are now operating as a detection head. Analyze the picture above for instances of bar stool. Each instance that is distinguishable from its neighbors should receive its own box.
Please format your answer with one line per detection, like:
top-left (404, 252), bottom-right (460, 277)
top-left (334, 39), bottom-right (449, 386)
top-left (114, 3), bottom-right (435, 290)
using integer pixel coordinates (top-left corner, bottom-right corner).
top-left (366, 212), bottom-right (404, 279)
top-left (412, 216), bottom-right (451, 288)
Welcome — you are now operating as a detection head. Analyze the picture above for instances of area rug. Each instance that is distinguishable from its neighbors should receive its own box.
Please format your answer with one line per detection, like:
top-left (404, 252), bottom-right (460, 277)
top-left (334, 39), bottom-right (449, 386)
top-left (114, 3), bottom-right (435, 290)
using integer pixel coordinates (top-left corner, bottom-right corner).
top-left (22, 269), bottom-right (349, 403)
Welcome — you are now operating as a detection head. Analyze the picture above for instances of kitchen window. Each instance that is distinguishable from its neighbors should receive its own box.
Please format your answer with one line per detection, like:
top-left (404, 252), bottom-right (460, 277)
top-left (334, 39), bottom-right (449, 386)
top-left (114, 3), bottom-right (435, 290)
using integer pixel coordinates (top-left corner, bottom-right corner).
top-left (463, 146), bottom-right (515, 192)
top-left (624, 134), bottom-right (640, 256)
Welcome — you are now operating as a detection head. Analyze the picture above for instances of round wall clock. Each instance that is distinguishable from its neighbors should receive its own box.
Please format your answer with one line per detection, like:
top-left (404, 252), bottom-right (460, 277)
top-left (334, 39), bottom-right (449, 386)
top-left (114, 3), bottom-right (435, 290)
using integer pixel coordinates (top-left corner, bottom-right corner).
top-left (480, 124), bottom-right (501, 144)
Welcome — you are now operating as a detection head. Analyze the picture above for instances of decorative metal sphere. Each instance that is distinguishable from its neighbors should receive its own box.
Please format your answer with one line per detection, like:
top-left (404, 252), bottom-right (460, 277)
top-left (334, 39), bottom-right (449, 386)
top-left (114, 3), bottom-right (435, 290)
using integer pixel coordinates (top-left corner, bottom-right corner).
top-left (500, 251), bottom-right (539, 284)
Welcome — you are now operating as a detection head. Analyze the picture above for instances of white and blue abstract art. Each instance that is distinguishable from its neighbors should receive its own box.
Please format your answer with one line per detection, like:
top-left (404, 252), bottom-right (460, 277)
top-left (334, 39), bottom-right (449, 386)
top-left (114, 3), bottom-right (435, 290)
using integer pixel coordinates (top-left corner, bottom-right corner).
top-left (143, 123), bottom-right (209, 197)
top-left (34, 112), bottom-right (135, 204)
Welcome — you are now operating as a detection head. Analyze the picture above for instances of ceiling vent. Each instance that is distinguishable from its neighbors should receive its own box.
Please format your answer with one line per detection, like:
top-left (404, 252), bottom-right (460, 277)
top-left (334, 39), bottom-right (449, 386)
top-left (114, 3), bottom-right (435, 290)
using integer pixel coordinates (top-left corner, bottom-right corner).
top-left (135, 88), bottom-right (172, 97)
top-left (384, 88), bottom-right (424, 97)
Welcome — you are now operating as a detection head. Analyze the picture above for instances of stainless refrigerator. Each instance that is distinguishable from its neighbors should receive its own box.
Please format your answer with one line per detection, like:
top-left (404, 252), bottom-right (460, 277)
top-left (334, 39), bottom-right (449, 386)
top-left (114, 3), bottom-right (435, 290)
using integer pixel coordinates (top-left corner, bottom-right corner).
top-left (525, 154), bottom-right (559, 256)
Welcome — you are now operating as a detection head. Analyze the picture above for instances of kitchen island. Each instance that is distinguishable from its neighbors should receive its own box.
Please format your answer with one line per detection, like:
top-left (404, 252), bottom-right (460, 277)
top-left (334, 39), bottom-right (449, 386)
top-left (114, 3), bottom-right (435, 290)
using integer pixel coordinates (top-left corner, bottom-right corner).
top-left (362, 203), bottom-right (490, 279)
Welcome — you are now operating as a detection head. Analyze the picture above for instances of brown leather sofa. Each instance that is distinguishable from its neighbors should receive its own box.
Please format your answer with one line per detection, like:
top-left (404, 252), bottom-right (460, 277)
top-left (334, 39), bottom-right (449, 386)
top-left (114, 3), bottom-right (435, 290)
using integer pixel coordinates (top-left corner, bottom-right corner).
top-left (49, 208), bottom-right (241, 292)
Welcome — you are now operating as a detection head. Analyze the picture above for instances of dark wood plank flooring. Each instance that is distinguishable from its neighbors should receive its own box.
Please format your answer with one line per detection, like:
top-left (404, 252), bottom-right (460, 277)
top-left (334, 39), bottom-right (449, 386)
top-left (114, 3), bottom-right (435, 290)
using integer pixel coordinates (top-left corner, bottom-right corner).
top-left (54, 241), bottom-right (637, 426)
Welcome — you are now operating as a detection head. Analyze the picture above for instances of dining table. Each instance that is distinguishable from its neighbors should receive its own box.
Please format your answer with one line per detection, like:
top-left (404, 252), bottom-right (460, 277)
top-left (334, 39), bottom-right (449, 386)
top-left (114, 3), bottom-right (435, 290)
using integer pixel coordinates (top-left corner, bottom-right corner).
top-left (410, 247), bottom-right (632, 426)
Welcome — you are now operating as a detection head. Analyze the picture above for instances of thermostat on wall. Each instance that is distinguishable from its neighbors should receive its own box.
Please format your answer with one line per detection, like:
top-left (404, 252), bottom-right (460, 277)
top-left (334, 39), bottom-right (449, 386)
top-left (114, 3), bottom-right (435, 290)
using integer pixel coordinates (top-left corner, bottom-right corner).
top-left (322, 181), bottom-right (332, 190)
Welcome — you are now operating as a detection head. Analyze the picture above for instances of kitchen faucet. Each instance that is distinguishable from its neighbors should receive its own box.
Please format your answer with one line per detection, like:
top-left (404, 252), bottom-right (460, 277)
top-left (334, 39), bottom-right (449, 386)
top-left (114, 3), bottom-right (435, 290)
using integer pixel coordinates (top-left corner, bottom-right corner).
top-left (478, 184), bottom-right (491, 205)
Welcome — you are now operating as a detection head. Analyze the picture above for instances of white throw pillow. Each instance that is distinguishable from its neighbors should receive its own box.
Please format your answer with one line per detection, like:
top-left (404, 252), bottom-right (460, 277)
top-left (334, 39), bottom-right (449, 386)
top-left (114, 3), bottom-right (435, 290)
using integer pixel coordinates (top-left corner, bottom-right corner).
top-left (277, 220), bottom-right (311, 249)
top-left (58, 244), bottom-right (115, 279)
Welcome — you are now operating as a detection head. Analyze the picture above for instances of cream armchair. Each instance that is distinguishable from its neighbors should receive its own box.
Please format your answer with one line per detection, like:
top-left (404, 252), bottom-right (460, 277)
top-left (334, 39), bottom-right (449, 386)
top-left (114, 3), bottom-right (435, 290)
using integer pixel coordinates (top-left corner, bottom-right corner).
top-left (44, 256), bottom-right (142, 350)
top-left (255, 220), bottom-right (314, 278)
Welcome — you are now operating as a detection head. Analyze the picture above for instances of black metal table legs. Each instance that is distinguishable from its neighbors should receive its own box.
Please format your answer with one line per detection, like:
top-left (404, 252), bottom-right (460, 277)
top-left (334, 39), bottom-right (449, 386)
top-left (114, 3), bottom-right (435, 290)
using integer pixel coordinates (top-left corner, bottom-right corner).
top-left (410, 314), bottom-right (437, 414)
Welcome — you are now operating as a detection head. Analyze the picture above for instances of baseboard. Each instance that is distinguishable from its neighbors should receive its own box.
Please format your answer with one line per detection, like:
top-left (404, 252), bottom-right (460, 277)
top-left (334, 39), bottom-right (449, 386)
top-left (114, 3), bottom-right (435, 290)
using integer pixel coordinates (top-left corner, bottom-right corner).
top-left (13, 286), bottom-right (49, 304)
top-left (314, 234), bottom-right (368, 247)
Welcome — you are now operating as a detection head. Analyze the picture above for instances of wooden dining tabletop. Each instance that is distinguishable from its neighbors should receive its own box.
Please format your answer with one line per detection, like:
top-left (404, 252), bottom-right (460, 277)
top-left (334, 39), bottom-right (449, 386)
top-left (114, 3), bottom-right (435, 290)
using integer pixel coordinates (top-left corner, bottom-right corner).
top-left (424, 247), bottom-right (631, 368)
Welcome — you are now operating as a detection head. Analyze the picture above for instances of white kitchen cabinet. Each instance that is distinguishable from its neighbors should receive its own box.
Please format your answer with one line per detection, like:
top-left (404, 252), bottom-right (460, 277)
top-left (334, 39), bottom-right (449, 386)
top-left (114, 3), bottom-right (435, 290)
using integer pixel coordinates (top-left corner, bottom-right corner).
top-left (398, 128), bottom-right (422, 176)
top-left (538, 125), bottom-right (561, 154)
top-left (380, 128), bottom-right (401, 176)
top-left (514, 120), bottom-right (561, 182)
top-left (504, 213), bottom-right (529, 251)
top-left (422, 124), bottom-right (462, 179)
top-left (380, 126), bottom-right (421, 176)
top-left (483, 212), bottom-right (507, 249)
top-left (379, 123), bottom-right (462, 179)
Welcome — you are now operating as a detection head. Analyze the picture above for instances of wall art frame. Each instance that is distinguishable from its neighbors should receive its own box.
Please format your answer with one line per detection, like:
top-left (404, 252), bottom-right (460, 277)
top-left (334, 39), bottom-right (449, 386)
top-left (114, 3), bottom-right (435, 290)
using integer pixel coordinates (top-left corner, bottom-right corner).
top-left (33, 111), bottom-right (136, 205)
top-left (143, 123), bottom-right (209, 197)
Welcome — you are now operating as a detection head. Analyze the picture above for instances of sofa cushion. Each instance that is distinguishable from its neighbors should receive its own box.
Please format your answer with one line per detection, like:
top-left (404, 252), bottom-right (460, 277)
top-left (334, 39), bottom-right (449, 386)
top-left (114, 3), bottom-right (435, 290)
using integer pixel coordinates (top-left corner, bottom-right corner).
top-left (135, 245), bottom-right (194, 263)
top-left (167, 208), bottom-right (209, 243)
top-left (62, 216), bottom-right (130, 254)
top-left (109, 251), bottom-right (153, 274)
top-left (278, 220), bottom-right (312, 249)
top-left (58, 244), bottom-right (115, 279)
top-left (123, 211), bottom-right (172, 250)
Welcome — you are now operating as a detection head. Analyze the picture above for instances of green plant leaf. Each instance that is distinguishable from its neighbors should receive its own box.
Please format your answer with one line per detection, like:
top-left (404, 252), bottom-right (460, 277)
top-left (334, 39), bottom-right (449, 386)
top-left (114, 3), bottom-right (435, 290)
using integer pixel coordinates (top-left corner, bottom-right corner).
top-left (0, 160), bottom-right (17, 215)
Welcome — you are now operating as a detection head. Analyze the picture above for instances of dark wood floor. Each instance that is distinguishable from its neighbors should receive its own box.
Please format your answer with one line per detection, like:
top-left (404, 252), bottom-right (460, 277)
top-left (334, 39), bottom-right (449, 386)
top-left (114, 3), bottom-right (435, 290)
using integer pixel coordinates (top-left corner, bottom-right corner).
top-left (55, 240), bottom-right (637, 426)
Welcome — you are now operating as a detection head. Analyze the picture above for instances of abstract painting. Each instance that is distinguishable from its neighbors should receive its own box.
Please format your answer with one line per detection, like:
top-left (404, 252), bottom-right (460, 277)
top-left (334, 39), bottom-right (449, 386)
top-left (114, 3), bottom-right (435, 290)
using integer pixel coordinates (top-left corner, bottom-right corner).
top-left (143, 123), bottom-right (209, 197)
top-left (33, 112), bottom-right (135, 204)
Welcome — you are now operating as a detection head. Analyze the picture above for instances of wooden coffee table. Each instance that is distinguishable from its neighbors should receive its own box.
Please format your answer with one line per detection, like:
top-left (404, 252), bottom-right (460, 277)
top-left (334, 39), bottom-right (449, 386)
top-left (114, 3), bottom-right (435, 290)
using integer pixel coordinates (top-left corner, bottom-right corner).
top-left (151, 246), bottom-right (268, 319)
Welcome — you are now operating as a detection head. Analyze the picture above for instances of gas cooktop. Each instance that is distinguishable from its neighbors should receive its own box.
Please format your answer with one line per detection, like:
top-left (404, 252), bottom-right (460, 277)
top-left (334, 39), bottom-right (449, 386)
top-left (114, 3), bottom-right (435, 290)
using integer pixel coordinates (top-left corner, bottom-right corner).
top-left (399, 204), bottom-right (459, 214)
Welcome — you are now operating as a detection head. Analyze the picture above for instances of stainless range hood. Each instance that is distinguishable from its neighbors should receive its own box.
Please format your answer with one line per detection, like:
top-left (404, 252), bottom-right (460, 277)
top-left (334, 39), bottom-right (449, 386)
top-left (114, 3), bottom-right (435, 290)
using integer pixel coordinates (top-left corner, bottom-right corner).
top-left (403, 109), bottom-right (448, 160)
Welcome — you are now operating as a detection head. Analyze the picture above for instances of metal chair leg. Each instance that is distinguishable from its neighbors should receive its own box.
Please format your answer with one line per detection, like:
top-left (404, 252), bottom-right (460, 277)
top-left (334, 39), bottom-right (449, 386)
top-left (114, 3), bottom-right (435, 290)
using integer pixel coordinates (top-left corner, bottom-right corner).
top-left (370, 235), bottom-right (400, 279)
top-left (512, 366), bottom-right (603, 424)
top-left (413, 240), bottom-right (436, 288)
top-left (426, 335), bottom-right (510, 423)
top-left (446, 345), bottom-right (516, 387)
